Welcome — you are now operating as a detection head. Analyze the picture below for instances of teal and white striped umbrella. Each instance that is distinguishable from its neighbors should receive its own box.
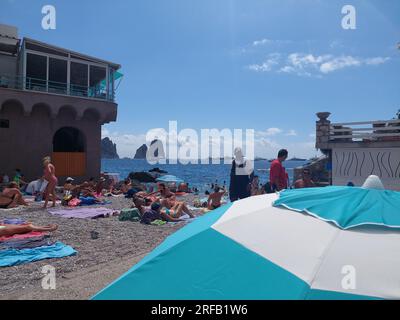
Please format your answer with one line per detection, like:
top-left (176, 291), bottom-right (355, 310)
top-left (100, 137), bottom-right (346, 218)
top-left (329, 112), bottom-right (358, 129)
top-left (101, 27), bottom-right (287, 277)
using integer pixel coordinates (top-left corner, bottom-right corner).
top-left (93, 176), bottom-right (400, 300)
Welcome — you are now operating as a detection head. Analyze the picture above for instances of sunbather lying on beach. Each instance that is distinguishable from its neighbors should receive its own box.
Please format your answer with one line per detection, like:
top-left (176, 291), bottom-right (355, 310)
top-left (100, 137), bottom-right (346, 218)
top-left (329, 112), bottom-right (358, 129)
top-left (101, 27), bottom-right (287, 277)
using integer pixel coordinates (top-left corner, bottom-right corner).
top-left (132, 196), bottom-right (151, 215)
top-left (63, 177), bottom-right (80, 197)
top-left (161, 202), bottom-right (195, 219)
top-left (153, 183), bottom-right (176, 199)
top-left (0, 223), bottom-right (58, 237)
top-left (178, 183), bottom-right (189, 193)
top-left (79, 182), bottom-right (98, 198)
top-left (207, 186), bottom-right (226, 210)
top-left (140, 202), bottom-right (182, 224)
top-left (0, 182), bottom-right (28, 208)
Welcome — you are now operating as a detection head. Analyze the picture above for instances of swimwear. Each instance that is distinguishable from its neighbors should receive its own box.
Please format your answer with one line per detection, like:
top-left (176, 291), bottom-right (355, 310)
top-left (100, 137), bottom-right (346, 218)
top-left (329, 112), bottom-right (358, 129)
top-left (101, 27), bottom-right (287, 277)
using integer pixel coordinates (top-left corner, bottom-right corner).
top-left (0, 194), bottom-right (16, 208)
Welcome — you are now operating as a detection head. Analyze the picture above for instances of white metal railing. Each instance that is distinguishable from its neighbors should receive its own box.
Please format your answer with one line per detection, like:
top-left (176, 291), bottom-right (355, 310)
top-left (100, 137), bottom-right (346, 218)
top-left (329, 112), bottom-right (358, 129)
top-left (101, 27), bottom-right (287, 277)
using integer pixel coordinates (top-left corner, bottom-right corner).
top-left (329, 119), bottom-right (400, 141)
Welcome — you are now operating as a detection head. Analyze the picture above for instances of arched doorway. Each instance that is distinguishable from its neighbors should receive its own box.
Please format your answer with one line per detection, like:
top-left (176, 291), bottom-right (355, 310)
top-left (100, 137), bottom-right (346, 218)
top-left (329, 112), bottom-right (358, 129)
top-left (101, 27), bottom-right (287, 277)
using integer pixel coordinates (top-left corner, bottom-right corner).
top-left (52, 127), bottom-right (86, 176)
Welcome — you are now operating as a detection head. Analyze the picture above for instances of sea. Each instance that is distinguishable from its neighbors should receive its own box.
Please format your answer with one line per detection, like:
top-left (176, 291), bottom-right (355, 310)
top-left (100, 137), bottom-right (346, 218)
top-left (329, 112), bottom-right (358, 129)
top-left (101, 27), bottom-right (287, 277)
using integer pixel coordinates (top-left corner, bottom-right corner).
top-left (101, 159), bottom-right (309, 192)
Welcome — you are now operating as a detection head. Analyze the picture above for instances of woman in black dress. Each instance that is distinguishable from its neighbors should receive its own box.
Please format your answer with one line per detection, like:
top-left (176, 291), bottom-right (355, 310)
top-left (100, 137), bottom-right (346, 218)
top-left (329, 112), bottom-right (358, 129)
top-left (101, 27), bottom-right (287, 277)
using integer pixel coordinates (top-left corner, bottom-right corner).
top-left (229, 148), bottom-right (254, 202)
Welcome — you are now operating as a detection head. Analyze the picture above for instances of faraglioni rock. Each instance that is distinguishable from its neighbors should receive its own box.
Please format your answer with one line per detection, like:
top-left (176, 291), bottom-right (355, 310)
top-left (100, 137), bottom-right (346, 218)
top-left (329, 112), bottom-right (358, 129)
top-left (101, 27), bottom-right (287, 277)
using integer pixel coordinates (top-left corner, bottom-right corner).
top-left (134, 144), bottom-right (148, 159)
top-left (101, 137), bottom-right (119, 159)
top-left (133, 139), bottom-right (165, 160)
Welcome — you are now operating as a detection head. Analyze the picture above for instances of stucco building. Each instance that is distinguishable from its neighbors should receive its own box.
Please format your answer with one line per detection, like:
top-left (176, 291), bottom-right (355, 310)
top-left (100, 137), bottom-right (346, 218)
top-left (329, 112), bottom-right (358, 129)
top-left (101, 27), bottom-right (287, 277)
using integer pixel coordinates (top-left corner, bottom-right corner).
top-left (315, 112), bottom-right (400, 191)
top-left (0, 24), bottom-right (120, 182)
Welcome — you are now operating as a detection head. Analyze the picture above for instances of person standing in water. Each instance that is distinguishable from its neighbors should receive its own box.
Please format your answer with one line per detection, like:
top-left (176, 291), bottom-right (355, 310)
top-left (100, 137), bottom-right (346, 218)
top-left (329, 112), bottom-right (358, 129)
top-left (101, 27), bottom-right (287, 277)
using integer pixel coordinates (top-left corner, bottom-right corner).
top-left (42, 156), bottom-right (58, 208)
top-left (229, 147), bottom-right (254, 202)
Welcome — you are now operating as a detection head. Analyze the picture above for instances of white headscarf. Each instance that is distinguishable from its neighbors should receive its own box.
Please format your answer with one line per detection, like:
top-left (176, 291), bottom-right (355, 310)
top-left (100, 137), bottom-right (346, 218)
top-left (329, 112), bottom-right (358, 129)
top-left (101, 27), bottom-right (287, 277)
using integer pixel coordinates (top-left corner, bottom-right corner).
top-left (234, 147), bottom-right (245, 166)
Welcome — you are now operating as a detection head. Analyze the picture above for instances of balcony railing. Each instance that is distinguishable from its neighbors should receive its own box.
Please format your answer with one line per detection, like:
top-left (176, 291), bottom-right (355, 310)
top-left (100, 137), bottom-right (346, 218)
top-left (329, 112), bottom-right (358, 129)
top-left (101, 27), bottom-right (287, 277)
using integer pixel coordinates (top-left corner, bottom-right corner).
top-left (330, 119), bottom-right (400, 142)
top-left (0, 74), bottom-right (115, 102)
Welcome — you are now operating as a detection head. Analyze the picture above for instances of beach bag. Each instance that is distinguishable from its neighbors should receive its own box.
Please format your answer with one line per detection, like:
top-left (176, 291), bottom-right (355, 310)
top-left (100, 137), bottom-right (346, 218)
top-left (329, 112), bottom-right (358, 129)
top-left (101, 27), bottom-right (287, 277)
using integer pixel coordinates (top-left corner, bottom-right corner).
top-left (62, 195), bottom-right (72, 206)
top-left (68, 198), bottom-right (82, 207)
top-left (118, 208), bottom-right (141, 222)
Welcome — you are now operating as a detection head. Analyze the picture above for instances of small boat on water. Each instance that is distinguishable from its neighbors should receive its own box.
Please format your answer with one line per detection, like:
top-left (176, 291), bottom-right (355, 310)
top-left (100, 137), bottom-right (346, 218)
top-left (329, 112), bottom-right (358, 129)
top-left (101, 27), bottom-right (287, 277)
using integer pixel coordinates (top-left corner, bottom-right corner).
top-left (288, 157), bottom-right (307, 161)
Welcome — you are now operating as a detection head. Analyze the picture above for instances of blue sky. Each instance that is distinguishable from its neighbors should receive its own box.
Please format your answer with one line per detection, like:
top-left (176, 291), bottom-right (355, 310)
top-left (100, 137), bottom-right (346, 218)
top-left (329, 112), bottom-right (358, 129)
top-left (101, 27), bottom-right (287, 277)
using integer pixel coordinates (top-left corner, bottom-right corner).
top-left (1, 0), bottom-right (399, 158)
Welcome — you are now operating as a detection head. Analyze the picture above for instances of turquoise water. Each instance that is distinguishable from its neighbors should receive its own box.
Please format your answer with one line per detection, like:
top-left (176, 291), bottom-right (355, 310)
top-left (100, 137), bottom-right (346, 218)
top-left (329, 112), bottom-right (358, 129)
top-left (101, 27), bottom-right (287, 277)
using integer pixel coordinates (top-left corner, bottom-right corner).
top-left (101, 159), bottom-right (308, 191)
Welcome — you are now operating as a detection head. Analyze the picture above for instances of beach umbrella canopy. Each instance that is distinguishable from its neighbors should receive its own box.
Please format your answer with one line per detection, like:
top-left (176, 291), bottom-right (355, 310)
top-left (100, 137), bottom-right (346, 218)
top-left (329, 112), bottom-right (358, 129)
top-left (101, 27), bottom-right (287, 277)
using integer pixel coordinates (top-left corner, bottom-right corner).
top-left (155, 175), bottom-right (184, 184)
top-left (93, 176), bottom-right (400, 300)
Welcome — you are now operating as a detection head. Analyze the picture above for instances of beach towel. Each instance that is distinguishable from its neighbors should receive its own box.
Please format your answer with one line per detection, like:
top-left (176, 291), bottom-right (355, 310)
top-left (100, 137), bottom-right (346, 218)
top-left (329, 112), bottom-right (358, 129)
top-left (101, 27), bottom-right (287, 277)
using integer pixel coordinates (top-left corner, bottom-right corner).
top-left (79, 196), bottom-right (97, 205)
top-left (150, 219), bottom-right (167, 226)
top-left (77, 197), bottom-right (112, 206)
top-left (0, 241), bottom-right (76, 267)
top-left (1, 218), bottom-right (26, 225)
top-left (48, 207), bottom-right (115, 219)
top-left (0, 205), bottom-right (25, 211)
top-left (0, 231), bottom-right (46, 242)
top-left (0, 236), bottom-right (53, 250)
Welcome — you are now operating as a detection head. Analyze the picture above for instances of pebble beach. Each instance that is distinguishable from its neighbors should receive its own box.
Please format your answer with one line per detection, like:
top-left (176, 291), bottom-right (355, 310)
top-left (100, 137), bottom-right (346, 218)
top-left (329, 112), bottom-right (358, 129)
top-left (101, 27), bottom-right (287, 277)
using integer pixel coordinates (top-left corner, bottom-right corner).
top-left (0, 194), bottom-right (201, 300)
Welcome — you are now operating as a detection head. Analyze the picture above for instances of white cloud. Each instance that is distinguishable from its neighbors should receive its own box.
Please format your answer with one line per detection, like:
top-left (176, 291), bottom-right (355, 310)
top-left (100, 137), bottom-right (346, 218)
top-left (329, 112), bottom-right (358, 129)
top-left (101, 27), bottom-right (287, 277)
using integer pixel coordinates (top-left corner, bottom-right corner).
top-left (248, 53), bottom-right (280, 72)
top-left (247, 52), bottom-right (390, 77)
top-left (364, 57), bottom-right (390, 65)
top-left (319, 56), bottom-right (361, 73)
top-left (252, 38), bottom-right (293, 47)
top-left (253, 38), bottom-right (272, 47)
top-left (286, 129), bottom-right (298, 136)
top-left (102, 129), bottom-right (147, 158)
top-left (256, 127), bottom-right (283, 137)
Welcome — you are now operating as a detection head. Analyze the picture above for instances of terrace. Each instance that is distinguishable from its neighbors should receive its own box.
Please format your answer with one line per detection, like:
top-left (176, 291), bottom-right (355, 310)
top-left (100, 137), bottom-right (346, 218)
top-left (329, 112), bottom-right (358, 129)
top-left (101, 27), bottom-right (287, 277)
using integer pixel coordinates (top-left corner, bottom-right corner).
top-left (0, 36), bottom-right (121, 102)
top-left (316, 112), bottom-right (400, 150)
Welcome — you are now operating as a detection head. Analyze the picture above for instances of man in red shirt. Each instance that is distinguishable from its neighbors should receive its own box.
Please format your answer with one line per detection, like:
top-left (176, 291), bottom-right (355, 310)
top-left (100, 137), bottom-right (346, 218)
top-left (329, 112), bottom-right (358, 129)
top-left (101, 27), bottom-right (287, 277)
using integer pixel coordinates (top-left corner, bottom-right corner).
top-left (269, 149), bottom-right (289, 192)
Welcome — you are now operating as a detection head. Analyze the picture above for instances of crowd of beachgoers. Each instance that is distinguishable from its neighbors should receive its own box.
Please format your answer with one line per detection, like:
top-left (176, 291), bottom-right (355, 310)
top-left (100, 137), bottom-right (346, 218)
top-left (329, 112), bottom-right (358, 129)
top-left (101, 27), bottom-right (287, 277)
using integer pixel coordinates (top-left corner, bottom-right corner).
top-left (0, 147), bottom-right (318, 299)
top-left (0, 148), bottom-right (317, 239)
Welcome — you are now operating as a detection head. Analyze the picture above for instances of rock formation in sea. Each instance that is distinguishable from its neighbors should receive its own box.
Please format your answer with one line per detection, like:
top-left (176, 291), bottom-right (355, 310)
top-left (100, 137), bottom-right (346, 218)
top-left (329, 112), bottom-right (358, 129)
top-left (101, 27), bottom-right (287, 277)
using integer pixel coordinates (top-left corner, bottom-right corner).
top-left (133, 144), bottom-right (148, 159)
top-left (128, 171), bottom-right (156, 183)
top-left (133, 139), bottom-right (165, 160)
top-left (101, 137), bottom-right (119, 159)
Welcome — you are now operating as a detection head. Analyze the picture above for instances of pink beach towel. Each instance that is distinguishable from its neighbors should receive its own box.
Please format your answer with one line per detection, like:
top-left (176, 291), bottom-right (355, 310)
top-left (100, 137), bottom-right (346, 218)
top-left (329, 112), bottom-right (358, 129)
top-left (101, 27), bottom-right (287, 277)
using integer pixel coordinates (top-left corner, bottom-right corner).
top-left (0, 231), bottom-right (47, 242)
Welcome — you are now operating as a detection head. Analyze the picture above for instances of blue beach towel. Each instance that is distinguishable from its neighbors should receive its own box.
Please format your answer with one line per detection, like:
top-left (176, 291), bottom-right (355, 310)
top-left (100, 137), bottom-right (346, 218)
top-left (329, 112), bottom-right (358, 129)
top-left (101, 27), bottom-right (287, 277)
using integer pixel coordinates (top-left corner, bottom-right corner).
top-left (2, 218), bottom-right (26, 225)
top-left (78, 197), bottom-right (112, 206)
top-left (0, 241), bottom-right (77, 267)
